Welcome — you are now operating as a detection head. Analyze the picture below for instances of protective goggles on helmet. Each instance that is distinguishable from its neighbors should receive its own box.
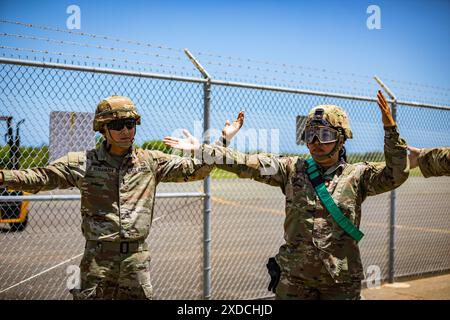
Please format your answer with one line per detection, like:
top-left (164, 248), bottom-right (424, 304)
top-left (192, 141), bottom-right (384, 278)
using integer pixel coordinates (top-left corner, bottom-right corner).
top-left (302, 126), bottom-right (340, 144)
top-left (106, 118), bottom-right (136, 131)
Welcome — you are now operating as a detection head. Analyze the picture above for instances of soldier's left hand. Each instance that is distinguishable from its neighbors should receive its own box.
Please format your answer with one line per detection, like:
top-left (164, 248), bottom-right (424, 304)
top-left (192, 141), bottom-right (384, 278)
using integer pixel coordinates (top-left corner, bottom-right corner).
top-left (377, 90), bottom-right (396, 127)
top-left (163, 129), bottom-right (200, 151)
top-left (407, 145), bottom-right (421, 169)
top-left (221, 111), bottom-right (245, 144)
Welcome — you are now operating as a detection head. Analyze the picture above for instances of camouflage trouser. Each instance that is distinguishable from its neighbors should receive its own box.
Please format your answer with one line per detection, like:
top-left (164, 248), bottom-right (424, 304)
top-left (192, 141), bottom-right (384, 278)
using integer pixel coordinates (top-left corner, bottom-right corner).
top-left (71, 242), bottom-right (153, 300)
top-left (275, 272), bottom-right (361, 300)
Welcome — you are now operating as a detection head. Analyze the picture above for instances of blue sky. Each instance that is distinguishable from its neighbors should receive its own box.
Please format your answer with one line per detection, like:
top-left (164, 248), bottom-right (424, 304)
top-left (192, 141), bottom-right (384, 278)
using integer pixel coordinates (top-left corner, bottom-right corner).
top-left (0, 0), bottom-right (449, 152)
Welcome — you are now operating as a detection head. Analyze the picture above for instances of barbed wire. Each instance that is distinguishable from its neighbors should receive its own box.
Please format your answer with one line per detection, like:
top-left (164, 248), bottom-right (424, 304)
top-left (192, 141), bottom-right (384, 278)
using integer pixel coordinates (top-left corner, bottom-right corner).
top-left (208, 68), bottom-right (377, 95)
top-left (0, 19), bottom-right (180, 52)
top-left (1, 51), bottom-right (444, 104)
top-left (0, 45), bottom-right (197, 76)
top-left (192, 51), bottom-right (450, 95)
top-left (200, 58), bottom-right (377, 88)
top-left (1, 31), bottom-right (368, 87)
top-left (2, 19), bottom-right (374, 84)
top-left (388, 85), bottom-right (449, 104)
top-left (204, 61), bottom-right (450, 102)
top-left (1, 19), bottom-right (449, 101)
top-left (0, 48), bottom-right (365, 96)
top-left (384, 77), bottom-right (450, 95)
top-left (1, 54), bottom-right (135, 76)
top-left (193, 50), bottom-right (374, 80)
top-left (0, 35), bottom-right (378, 93)
top-left (201, 63), bottom-right (450, 104)
top-left (0, 33), bottom-right (187, 63)
top-left (0, 52), bottom-right (446, 105)
top-left (212, 71), bottom-right (449, 105)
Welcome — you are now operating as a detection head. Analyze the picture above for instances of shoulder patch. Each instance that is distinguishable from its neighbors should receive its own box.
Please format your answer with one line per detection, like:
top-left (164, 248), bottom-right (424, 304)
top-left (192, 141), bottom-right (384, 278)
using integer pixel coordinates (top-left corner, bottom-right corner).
top-left (342, 162), bottom-right (357, 175)
top-left (67, 152), bottom-right (86, 165)
top-left (136, 148), bottom-right (153, 161)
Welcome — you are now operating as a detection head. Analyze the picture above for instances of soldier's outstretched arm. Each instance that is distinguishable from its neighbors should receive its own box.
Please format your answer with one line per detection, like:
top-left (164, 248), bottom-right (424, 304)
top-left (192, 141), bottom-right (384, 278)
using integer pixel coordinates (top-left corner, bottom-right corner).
top-left (408, 146), bottom-right (450, 177)
top-left (0, 152), bottom-right (85, 193)
top-left (163, 134), bottom-right (291, 188)
top-left (200, 143), bottom-right (292, 188)
top-left (363, 91), bottom-right (409, 196)
top-left (152, 148), bottom-right (213, 184)
top-left (163, 111), bottom-right (291, 187)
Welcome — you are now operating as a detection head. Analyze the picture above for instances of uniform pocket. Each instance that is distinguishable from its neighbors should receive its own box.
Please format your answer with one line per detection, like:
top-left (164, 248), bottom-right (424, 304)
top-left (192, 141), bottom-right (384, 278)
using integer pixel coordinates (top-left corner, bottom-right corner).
top-left (118, 250), bottom-right (153, 300)
top-left (289, 177), bottom-right (316, 209)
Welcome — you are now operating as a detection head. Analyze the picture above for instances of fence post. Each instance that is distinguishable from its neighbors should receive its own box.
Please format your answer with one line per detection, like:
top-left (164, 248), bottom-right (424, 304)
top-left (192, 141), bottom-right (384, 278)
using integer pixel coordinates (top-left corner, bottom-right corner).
top-left (184, 49), bottom-right (212, 299)
top-left (374, 76), bottom-right (398, 284)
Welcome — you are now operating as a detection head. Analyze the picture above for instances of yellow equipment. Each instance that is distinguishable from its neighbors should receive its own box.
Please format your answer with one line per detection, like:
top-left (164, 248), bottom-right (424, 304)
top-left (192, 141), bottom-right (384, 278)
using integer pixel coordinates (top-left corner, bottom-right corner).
top-left (0, 116), bottom-right (29, 231)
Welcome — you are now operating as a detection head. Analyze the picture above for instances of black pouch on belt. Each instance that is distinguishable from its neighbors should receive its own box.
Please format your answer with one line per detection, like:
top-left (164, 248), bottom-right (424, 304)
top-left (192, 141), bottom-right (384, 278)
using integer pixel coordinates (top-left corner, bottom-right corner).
top-left (266, 257), bottom-right (281, 293)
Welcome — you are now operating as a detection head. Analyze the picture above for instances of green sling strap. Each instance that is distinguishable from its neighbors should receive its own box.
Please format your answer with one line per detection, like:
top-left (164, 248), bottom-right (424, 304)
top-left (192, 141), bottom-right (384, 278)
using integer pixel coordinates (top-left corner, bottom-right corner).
top-left (305, 157), bottom-right (364, 242)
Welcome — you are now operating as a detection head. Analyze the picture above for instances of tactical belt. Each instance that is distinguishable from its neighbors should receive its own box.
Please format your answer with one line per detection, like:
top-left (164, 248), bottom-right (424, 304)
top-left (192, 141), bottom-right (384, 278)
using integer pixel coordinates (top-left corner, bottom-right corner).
top-left (85, 240), bottom-right (147, 254)
top-left (306, 158), bottom-right (364, 242)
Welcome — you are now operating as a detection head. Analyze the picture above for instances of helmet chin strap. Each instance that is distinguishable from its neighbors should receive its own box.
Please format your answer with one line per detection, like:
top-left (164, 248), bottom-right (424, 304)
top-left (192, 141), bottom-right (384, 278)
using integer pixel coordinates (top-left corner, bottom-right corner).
top-left (104, 128), bottom-right (135, 149)
top-left (312, 136), bottom-right (344, 162)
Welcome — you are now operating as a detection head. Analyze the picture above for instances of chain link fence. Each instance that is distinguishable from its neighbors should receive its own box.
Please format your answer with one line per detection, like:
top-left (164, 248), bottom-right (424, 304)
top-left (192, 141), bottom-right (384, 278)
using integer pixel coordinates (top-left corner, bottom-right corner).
top-left (394, 104), bottom-right (450, 278)
top-left (0, 57), bottom-right (449, 300)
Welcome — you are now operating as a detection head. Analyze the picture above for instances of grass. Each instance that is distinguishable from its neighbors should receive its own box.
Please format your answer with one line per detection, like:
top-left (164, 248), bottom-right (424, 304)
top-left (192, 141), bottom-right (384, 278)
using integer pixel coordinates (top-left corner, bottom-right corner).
top-left (409, 167), bottom-right (423, 177)
top-left (210, 168), bottom-right (238, 179)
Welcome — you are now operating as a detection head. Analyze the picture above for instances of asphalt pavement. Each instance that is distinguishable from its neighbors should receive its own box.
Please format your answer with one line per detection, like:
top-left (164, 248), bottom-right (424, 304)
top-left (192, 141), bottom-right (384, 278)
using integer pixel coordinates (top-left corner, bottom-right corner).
top-left (1, 177), bottom-right (449, 300)
top-left (362, 273), bottom-right (450, 300)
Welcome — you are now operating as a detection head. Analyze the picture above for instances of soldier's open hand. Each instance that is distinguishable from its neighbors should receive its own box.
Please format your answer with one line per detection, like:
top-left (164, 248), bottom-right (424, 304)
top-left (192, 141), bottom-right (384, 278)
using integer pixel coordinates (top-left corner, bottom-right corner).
top-left (221, 111), bottom-right (245, 144)
top-left (163, 129), bottom-right (200, 151)
top-left (377, 90), bottom-right (396, 127)
top-left (407, 145), bottom-right (421, 169)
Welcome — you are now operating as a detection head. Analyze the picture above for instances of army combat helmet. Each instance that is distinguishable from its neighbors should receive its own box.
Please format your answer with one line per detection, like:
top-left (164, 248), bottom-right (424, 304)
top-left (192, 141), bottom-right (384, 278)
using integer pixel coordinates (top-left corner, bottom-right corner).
top-left (93, 95), bottom-right (141, 132)
top-left (302, 104), bottom-right (353, 141)
top-left (302, 104), bottom-right (352, 160)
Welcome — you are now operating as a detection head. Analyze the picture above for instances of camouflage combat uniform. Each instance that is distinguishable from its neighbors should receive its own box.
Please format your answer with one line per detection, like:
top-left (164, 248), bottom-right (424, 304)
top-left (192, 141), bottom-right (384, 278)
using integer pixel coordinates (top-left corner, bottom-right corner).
top-left (0, 94), bottom-right (213, 300)
top-left (199, 124), bottom-right (409, 299)
top-left (418, 147), bottom-right (450, 177)
top-left (1, 141), bottom-right (211, 299)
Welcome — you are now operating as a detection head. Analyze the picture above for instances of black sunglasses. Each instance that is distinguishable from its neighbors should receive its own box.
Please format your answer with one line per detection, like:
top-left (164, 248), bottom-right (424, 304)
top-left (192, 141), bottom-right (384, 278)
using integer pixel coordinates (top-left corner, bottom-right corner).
top-left (106, 118), bottom-right (136, 131)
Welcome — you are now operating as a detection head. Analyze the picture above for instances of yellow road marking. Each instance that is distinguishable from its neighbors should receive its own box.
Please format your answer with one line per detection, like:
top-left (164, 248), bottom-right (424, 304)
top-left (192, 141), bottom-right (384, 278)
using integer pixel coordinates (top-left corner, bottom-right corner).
top-left (365, 222), bottom-right (450, 235)
top-left (211, 195), bottom-right (450, 235)
top-left (211, 195), bottom-right (285, 216)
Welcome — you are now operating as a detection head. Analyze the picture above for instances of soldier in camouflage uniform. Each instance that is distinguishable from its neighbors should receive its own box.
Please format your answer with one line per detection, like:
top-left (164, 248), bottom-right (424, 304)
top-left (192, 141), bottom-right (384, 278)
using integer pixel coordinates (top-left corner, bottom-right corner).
top-left (408, 146), bottom-right (450, 177)
top-left (164, 91), bottom-right (409, 299)
top-left (0, 96), bottom-right (243, 300)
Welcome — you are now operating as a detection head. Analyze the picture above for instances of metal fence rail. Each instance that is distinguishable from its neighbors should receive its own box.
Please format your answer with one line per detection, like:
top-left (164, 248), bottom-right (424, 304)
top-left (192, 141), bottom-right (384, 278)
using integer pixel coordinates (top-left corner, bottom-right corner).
top-left (0, 57), bottom-right (449, 300)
